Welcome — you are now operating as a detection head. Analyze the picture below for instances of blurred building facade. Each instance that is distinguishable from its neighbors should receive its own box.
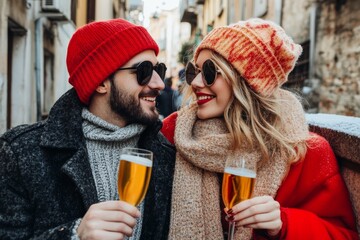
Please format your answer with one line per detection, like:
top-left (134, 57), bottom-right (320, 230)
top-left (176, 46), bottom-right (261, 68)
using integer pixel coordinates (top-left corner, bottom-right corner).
top-left (1, 0), bottom-right (359, 134)
top-left (180, 0), bottom-right (360, 117)
top-left (1, 0), bottom-right (75, 133)
top-left (149, 8), bottom-right (184, 79)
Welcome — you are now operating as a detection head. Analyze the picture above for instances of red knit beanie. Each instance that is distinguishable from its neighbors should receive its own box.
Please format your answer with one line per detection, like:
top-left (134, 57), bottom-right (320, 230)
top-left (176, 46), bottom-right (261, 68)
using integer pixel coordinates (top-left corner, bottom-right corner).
top-left (67, 18), bottom-right (159, 104)
top-left (194, 18), bottom-right (302, 96)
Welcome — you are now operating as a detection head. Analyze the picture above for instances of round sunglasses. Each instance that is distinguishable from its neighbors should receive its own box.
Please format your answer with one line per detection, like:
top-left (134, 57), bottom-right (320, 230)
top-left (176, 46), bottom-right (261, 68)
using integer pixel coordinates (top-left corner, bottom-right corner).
top-left (185, 59), bottom-right (221, 86)
top-left (117, 61), bottom-right (167, 86)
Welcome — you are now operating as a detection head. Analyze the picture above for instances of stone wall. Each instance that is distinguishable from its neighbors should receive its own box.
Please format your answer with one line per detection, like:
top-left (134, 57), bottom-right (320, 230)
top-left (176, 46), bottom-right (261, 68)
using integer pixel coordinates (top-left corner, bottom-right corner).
top-left (282, 0), bottom-right (360, 117)
top-left (315, 0), bottom-right (360, 117)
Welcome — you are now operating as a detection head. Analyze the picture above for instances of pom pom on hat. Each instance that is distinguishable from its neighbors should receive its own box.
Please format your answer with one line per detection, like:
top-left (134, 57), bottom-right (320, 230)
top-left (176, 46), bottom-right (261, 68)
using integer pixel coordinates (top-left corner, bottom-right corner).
top-left (194, 18), bottom-right (302, 96)
top-left (67, 18), bottom-right (159, 104)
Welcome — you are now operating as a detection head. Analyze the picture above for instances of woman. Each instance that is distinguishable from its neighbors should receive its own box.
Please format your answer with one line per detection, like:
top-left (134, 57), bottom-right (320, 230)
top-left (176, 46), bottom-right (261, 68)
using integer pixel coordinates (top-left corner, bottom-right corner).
top-left (161, 18), bottom-right (358, 239)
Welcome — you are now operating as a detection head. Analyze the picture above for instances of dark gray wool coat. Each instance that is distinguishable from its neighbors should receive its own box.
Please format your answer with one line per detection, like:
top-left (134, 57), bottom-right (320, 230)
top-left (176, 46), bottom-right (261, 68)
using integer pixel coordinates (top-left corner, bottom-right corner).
top-left (0, 88), bottom-right (176, 240)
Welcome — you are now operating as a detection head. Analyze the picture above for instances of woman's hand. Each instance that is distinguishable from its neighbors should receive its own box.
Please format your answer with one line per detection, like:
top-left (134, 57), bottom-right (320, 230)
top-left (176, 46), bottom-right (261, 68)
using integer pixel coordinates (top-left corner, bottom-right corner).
top-left (226, 196), bottom-right (282, 236)
top-left (77, 201), bottom-right (141, 240)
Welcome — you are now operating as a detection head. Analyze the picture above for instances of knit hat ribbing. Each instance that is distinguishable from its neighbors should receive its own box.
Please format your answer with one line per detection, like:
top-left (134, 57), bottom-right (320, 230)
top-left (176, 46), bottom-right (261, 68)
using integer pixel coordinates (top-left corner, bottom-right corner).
top-left (194, 18), bottom-right (302, 96)
top-left (67, 19), bottom-right (159, 104)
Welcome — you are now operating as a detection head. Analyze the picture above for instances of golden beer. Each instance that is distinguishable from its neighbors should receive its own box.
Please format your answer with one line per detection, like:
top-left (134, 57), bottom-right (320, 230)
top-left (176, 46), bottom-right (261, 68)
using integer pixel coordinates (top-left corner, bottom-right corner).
top-left (117, 154), bottom-right (152, 206)
top-left (222, 167), bottom-right (256, 209)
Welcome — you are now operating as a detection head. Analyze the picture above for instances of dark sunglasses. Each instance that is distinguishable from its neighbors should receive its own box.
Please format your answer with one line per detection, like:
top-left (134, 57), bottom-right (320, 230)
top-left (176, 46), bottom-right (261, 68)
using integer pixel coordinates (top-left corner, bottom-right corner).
top-left (117, 61), bottom-right (167, 86)
top-left (185, 59), bottom-right (220, 86)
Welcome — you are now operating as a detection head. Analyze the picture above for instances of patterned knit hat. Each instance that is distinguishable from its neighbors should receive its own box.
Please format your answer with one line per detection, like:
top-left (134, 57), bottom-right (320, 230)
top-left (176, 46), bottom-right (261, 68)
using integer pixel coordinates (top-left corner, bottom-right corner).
top-left (67, 18), bottom-right (159, 104)
top-left (194, 18), bottom-right (302, 96)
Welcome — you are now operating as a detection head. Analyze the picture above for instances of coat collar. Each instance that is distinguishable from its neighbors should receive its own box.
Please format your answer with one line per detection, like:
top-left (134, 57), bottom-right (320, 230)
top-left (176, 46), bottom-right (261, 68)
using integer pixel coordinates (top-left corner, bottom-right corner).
top-left (39, 89), bottom-right (98, 208)
top-left (40, 88), bottom-right (84, 149)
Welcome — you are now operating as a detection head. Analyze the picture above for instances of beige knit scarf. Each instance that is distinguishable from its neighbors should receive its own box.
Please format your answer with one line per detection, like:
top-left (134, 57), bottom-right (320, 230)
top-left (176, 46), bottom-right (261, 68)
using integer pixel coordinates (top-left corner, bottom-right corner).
top-left (168, 90), bottom-right (309, 240)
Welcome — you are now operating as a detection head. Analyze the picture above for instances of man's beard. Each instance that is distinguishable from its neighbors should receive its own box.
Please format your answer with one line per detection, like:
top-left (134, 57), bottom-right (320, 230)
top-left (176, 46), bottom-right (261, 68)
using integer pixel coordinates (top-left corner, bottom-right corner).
top-left (109, 81), bottom-right (159, 125)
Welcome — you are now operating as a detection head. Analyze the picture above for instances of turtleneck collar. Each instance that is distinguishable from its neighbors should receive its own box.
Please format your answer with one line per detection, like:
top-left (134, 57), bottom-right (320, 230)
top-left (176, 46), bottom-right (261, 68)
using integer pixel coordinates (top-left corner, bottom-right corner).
top-left (81, 108), bottom-right (146, 142)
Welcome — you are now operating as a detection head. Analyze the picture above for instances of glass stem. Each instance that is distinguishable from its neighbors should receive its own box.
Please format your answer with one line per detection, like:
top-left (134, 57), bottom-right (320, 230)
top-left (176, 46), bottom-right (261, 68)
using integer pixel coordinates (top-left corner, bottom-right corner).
top-left (228, 221), bottom-right (235, 240)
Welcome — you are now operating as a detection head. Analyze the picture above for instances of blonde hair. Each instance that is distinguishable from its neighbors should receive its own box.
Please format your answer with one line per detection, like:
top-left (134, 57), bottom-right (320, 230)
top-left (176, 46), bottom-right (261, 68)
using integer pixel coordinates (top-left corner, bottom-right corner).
top-left (182, 52), bottom-right (308, 163)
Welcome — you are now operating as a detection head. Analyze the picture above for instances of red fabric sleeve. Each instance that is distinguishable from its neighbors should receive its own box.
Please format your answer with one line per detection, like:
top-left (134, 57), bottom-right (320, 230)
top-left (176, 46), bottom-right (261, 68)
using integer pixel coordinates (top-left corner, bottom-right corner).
top-left (254, 134), bottom-right (358, 239)
top-left (160, 111), bottom-right (178, 145)
top-left (280, 207), bottom-right (358, 239)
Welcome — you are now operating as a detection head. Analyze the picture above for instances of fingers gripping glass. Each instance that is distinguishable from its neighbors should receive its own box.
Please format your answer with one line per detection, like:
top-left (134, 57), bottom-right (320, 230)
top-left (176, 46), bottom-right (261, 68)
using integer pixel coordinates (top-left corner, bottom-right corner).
top-left (185, 59), bottom-right (220, 86)
top-left (117, 61), bottom-right (167, 86)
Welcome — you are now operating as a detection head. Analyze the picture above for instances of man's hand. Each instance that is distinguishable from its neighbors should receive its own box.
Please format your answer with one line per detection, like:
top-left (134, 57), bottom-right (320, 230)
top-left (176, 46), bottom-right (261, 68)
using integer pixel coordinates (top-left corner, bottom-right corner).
top-left (77, 201), bottom-right (141, 240)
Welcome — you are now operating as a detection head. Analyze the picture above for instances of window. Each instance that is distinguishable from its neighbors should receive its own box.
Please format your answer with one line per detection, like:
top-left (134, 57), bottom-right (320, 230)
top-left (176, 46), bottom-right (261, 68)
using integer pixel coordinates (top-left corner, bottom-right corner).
top-left (7, 18), bottom-right (27, 129)
top-left (42, 50), bottom-right (54, 119)
top-left (285, 40), bottom-right (310, 91)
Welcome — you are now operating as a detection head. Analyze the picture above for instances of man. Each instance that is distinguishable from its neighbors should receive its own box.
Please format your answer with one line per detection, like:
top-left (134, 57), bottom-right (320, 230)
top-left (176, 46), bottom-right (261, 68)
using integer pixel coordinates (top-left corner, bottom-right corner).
top-left (156, 77), bottom-right (177, 119)
top-left (0, 19), bottom-right (175, 240)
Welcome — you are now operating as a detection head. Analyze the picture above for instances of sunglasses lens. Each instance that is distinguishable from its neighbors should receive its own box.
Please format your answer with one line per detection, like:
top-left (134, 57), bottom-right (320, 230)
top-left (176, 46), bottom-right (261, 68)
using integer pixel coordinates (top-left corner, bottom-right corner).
top-left (185, 62), bottom-right (197, 85)
top-left (137, 61), bottom-right (153, 85)
top-left (202, 60), bottom-right (217, 86)
top-left (155, 63), bottom-right (167, 80)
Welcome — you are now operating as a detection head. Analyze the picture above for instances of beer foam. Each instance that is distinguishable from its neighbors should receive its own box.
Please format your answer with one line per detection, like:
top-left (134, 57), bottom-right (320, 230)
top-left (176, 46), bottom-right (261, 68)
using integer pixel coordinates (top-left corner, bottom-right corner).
top-left (224, 167), bottom-right (256, 178)
top-left (120, 154), bottom-right (152, 167)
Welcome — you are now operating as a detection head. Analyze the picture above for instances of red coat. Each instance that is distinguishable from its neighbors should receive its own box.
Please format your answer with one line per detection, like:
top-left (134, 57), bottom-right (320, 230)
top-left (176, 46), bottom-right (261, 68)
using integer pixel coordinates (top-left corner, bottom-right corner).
top-left (161, 112), bottom-right (359, 240)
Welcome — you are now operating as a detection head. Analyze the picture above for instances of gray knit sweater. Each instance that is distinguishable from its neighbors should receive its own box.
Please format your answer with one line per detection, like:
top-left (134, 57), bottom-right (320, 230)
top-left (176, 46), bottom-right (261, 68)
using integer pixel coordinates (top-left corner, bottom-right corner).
top-left (72, 108), bottom-right (146, 240)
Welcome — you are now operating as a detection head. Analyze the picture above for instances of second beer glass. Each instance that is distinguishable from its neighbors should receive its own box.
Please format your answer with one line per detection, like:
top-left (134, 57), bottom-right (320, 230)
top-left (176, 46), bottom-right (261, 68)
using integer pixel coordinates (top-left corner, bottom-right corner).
top-left (117, 147), bottom-right (153, 206)
top-left (222, 152), bottom-right (257, 240)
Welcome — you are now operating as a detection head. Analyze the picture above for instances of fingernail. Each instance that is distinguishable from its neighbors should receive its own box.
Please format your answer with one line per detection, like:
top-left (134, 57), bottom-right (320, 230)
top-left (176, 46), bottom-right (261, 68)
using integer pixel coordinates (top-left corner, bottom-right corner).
top-left (227, 209), bottom-right (233, 214)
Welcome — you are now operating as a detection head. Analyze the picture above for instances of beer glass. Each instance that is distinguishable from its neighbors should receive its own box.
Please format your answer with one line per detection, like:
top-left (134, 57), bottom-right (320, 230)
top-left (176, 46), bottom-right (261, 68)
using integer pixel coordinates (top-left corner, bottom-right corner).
top-left (222, 152), bottom-right (257, 240)
top-left (117, 147), bottom-right (153, 206)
